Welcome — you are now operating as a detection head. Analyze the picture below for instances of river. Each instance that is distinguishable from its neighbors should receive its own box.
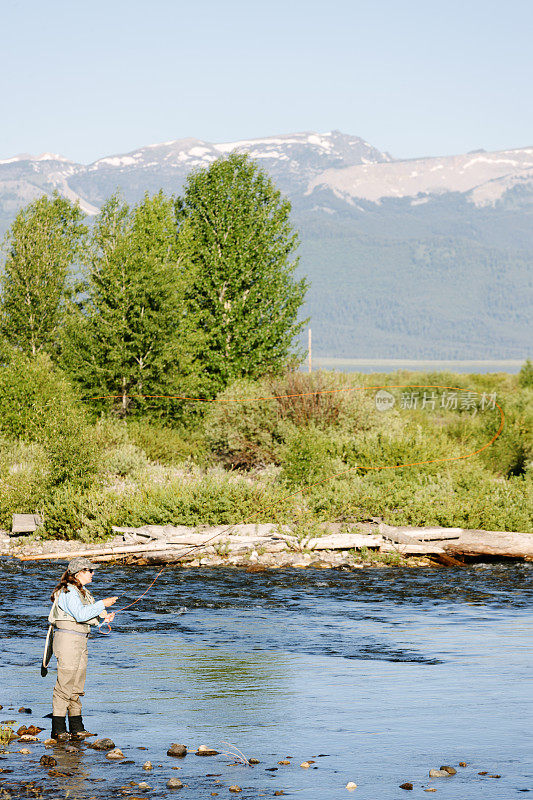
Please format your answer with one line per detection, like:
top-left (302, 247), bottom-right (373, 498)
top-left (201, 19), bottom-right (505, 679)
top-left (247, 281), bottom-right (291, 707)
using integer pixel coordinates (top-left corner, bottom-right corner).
top-left (1, 560), bottom-right (532, 799)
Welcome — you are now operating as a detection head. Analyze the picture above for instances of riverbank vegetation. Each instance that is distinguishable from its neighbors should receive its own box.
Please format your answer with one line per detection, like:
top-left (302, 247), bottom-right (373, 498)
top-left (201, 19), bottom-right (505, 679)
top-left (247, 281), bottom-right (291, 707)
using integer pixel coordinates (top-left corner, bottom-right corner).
top-left (0, 154), bottom-right (531, 540)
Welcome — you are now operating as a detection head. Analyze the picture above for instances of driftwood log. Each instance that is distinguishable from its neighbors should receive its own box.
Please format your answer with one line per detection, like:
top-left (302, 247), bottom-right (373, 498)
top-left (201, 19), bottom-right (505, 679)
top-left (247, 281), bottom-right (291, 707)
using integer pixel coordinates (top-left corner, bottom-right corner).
top-left (12, 522), bottom-right (532, 563)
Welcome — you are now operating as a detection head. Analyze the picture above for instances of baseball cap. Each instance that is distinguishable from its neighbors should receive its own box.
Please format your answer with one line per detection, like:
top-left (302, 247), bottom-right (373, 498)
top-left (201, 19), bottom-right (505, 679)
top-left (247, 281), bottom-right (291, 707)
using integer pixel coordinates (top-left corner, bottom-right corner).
top-left (67, 556), bottom-right (97, 575)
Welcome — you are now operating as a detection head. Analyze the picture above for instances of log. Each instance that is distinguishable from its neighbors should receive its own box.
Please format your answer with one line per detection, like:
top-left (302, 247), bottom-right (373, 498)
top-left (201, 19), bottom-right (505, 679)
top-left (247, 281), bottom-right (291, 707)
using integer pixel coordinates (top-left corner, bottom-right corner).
top-left (445, 530), bottom-right (533, 559)
top-left (16, 542), bottom-right (195, 562)
top-left (305, 534), bottom-right (383, 550)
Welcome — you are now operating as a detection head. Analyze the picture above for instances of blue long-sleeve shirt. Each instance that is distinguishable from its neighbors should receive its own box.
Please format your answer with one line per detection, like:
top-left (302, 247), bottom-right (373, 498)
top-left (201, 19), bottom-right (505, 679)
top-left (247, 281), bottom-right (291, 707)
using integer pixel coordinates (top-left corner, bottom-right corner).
top-left (57, 585), bottom-right (106, 623)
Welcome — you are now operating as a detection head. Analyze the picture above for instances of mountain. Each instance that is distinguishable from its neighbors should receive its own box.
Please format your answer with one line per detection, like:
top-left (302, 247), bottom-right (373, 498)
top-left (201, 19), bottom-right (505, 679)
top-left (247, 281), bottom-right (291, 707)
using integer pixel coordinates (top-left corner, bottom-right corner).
top-left (1, 132), bottom-right (531, 361)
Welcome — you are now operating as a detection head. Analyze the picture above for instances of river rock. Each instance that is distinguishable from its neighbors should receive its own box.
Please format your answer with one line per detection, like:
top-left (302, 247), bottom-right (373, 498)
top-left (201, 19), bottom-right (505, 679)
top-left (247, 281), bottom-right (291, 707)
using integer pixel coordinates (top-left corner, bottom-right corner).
top-left (167, 743), bottom-right (187, 757)
top-left (137, 781), bottom-right (151, 790)
top-left (248, 757), bottom-right (260, 764)
top-left (278, 760), bottom-right (290, 765)
top-left (424, 789), bottom-right (436, 793)
top-left (143, 761), bottom-right (153, 770)
top-left (39, 755), bottom-right (56, 767)
top-left (458, 762), bottom-right (467, 767)
top-left (300, 761), bottom-right (311, 768)
top-left (18, 748), bottom-right (31, 754)
top-left (18, 707), bottom-right (32, 714)
top-left (429, 768), bottom-right (450, 777)
top-left (167, 777), bottom-right (183, 789)
top-left (440, 765), bottom-right (457, 774)
top-left (399, 782), bottom-right (413, 790)
top-left (90, 738), bottom-right (115, 750)
top-left (16, 726), bottom-right (28, 736)
top-left (345, 782), bottom-right (358, 790)
top-left (25, 726), bottom-right (42, 736)
top-left (196, 745), bottom-right (219, 756)
top-left (105, 748), bottom-right (125, 760)
top-left (228, 787), bottom-right (242, 793)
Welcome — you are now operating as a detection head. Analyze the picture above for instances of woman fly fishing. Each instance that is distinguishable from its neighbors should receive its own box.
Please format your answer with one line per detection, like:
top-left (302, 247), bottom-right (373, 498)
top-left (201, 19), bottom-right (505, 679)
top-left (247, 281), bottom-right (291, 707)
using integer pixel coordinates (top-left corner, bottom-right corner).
top-left (47, 557), bottom-right (117, 740)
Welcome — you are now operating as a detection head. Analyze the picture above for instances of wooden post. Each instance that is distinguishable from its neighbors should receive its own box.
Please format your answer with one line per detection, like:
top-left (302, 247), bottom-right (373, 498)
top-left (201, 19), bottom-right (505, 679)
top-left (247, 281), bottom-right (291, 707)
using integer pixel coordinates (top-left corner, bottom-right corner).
top-left (308, 327), bottom-right (312, 373)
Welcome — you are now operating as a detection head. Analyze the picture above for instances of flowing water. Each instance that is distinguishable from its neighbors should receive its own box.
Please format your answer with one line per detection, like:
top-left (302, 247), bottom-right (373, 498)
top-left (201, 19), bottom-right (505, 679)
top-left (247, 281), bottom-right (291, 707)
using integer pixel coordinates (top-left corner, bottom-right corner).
top-left (1, 559), bottom-right (532, 799)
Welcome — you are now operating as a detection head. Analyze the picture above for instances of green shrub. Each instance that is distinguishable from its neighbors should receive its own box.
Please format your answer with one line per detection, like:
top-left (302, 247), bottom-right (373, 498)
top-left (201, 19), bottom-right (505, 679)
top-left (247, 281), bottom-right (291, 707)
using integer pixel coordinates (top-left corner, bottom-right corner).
top-left (518, 359), bottom-right (533, 389)
top-left (0, 436), bottom-right (50, 528)
top-left (0, 350), bottom-right (100, 486)
top-left (126, 418), bottom-right (209, 466)
top-left (106, 443), bottom-right (148, 477)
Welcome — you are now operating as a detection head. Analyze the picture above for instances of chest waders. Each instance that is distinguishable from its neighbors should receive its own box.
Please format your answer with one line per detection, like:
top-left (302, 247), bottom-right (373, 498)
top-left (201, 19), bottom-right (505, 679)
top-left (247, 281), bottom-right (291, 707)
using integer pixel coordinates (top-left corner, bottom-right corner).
top-left (46, 589), bottom-right (102, 740)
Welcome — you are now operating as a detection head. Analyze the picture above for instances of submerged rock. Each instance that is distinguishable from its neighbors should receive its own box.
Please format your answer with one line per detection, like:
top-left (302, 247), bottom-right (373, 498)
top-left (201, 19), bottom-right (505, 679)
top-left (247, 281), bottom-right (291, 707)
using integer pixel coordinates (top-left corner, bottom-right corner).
top-left (196, 745), bottom-right (219, 756)
top-left (90, 738), bottom-right (115, 750)
top-left (105, 748), bottom-right (125, 760)
top-left (440, 765), bottom-right (457, 774)
top-left (167, 743), bottom-right (187, 758)
top-left (39, 755), bottom-right (56, 767)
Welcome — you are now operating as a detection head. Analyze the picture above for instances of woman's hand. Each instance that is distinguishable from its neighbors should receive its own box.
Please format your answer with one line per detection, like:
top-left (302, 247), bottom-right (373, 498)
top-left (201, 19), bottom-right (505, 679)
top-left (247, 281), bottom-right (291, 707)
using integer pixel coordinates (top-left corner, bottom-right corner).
top-left (104, 612), bottom-right (115, 623)
top-left (103, 596), bottom-right (118, 608)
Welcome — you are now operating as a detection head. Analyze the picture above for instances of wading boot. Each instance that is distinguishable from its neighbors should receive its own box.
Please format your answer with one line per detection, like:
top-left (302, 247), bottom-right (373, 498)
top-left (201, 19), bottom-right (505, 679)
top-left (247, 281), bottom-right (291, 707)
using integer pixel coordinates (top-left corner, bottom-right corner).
top-left (51, 715), bottom-right (69, 741)
top-left (68, 715), bottom-right (93, 738)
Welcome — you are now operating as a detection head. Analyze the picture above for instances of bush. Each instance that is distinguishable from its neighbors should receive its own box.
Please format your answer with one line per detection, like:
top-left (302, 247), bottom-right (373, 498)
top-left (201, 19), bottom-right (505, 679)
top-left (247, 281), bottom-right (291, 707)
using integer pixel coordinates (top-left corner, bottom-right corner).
top-left (204, 370), bottom-right (382, 469)
top-left (0, 436), bottom-right (50, 528)
top-left (0, 349), bottom-right (100, 487)
top-left (518, 359), bottom-right (533, 389)
top-left (126, 418), bottom-right (209, 466)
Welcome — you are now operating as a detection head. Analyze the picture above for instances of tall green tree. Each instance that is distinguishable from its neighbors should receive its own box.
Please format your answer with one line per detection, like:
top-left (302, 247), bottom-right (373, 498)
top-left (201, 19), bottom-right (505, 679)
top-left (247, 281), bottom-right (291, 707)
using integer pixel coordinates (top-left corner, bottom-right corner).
top-left (60, 191), bottom-right (202, 417)
top-left (0, 193), bottom-right (86, 356)
top-left (177, 153), bottom-right (309, 392)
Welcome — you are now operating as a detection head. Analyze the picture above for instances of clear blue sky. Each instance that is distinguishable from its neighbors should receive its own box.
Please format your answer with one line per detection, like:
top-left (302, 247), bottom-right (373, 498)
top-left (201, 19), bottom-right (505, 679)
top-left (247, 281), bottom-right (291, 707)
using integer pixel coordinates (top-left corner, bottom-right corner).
top-left (1, 0), bottom-right (531, 163)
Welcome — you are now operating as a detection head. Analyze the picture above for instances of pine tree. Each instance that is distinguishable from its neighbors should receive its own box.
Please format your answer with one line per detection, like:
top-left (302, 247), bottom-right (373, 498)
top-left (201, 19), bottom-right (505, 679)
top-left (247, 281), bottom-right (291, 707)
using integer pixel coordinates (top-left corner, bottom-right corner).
top-left (0, 193), bottom-right (86, 356)
top-left (60, 191), bottom-right (202, 417)
top-left (177, 153), bottom-right (309, 393)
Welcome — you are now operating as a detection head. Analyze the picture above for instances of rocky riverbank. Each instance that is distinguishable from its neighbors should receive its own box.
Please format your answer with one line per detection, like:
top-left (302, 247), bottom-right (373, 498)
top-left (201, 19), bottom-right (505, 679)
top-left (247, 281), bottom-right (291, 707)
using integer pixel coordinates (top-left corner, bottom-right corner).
top-left (3, 521), bottom-right (532, 568)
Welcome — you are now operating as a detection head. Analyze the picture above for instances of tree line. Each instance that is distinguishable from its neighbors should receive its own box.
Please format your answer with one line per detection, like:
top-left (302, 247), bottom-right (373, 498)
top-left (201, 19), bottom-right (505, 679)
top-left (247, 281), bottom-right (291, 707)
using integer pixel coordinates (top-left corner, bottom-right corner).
top-left (0, 153), bottom-right (309, 418)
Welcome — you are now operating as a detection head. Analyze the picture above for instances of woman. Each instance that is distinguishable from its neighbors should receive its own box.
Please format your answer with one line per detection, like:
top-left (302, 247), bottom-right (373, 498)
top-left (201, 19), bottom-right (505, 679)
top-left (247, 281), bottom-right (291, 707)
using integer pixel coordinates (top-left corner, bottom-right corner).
top-left (48, 556), bottom-right (117, 740)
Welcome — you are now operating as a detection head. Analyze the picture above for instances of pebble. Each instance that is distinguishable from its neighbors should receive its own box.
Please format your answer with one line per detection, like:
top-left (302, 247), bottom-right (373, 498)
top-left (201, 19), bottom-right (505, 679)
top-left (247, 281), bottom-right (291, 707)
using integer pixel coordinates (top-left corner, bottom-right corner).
top-left (167, 743), bottom-right (187, 758)
top-left (399, 783), bottom-right (413, 790)
top-left (196, 745), bottom-right (219, 756)
top-left (440, 765), bottom-right (456, 774)
top-left (429, 769), bottom-right (450, 777)
top-left (90, 738), bottom-right (115, 750)
top-left (229, 787), bottom-right (242, 794)
top-left (142, 761), bottom-right (153, 770)
top-left (106, 748), bottom-right (125, 760)
top-left (345, 782), bottom-right (358, 790)
top-left (166, 777), bottom-right (183, 789)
